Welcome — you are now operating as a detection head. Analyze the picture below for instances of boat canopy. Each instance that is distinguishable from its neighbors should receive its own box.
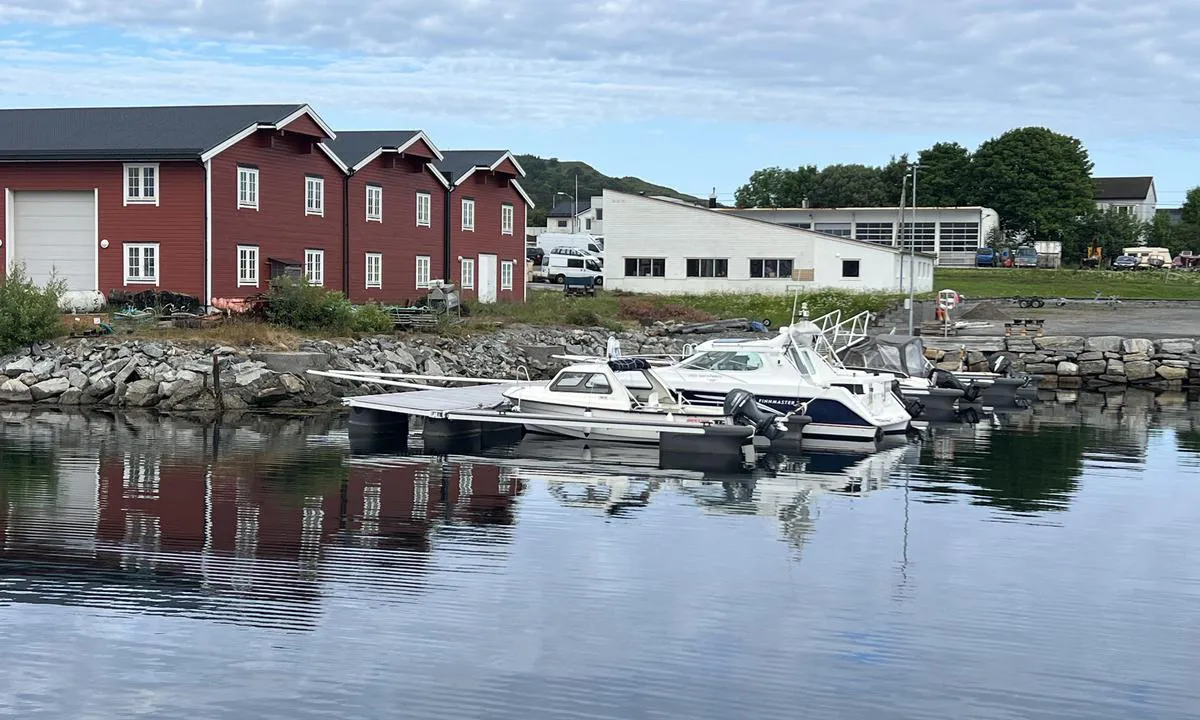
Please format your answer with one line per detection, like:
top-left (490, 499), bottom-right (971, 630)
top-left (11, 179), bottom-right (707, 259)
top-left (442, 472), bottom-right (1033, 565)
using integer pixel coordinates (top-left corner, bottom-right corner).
top-left (860, 335), bottom-right (931, 379)
top-left (608, 358), bottom-right (654, 372)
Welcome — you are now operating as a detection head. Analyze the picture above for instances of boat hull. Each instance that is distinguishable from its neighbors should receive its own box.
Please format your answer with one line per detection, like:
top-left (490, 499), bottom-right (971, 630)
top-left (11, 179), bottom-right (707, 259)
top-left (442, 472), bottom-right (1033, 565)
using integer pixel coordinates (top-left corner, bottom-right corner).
top-left (512, 399), bottom-right (729, 444)
top-left (674, 390), bottom-right (897, 442)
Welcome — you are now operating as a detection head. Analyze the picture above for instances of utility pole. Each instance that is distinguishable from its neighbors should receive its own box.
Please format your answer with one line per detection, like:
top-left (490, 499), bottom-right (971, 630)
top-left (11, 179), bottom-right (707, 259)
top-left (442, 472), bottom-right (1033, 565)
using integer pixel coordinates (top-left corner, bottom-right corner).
top-left (907, 164), bottom-right (919, 335)
top-left (573, 173), bottom-right (579, 234)
top-left (897, 172), bottom-right (908, 289)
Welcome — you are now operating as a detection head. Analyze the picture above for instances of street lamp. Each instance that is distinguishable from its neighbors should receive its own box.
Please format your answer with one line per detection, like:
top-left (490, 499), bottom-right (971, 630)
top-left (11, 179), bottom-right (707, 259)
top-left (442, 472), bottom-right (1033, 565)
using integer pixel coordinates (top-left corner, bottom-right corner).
top-left (907, 163), bottom-right (919, 335)
top-left (554, 190), bottom-right (577, 233)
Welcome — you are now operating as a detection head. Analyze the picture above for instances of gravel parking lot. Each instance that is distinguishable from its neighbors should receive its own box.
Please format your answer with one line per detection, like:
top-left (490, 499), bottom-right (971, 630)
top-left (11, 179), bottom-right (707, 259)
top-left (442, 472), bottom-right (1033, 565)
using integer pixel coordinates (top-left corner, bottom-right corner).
top-left (956, 299), bottom-right (1200, 339)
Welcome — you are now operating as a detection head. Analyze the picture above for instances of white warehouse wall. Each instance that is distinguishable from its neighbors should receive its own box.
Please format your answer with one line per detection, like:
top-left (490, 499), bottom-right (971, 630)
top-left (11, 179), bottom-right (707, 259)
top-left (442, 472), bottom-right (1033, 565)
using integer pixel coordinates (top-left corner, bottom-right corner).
top-left (603, 191), bottom-right (934, 294)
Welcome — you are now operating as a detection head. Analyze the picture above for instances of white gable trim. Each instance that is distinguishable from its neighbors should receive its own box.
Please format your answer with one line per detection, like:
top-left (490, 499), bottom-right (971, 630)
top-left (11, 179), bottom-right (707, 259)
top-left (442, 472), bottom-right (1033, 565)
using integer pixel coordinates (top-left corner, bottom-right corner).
top-left (511, 179), bottom-right (535, 208)
top-left (489, 151), bottom-right (525, 177)
top-left (201, 106), bottom-right (337, 162)
top-left (276, 104), bottom-right (337, 140)
top-left (348, 131), bottom-right (446, 173)
top-left (426, 164), bottom-right (451, 190)
top-left (316, 143), bottom-right (349, 174)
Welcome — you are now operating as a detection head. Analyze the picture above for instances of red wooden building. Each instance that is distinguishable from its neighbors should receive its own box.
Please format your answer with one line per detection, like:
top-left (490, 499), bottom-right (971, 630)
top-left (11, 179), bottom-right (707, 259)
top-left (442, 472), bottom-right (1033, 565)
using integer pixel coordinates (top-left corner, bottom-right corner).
top-left (0, 104), bottom-right (346, 303)
top-left (325, 130), bottom-right (449, 304)
top-left (432, 151), bottom-right (533, 303)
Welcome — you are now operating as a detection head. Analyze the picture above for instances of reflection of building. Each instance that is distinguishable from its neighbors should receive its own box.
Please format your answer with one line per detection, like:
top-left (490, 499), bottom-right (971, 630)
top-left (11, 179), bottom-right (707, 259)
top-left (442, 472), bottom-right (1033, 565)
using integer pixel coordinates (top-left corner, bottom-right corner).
top-left (545, 477), bottom-right (661, 515)
top-left (0, 416), bottom-right (525, 629)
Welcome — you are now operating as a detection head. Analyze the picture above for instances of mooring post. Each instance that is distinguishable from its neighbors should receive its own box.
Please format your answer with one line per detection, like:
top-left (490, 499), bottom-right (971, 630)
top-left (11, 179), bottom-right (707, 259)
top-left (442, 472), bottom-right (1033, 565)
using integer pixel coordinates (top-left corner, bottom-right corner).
top-left (212, 351), bottom-right (223, 412)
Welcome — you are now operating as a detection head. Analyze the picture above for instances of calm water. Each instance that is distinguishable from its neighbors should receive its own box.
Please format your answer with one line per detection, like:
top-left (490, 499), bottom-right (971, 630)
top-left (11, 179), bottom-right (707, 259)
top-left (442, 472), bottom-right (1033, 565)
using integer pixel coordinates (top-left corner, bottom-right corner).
top-left (1, 392), bottom-right (1199, 719)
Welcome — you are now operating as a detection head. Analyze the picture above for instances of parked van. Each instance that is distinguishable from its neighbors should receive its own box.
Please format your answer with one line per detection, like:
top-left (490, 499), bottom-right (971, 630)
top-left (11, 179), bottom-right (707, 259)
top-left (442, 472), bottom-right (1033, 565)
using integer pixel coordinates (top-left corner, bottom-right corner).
top-left (544, 254), bottom-right (603, 286)
top-left (536, 232), bottom-right (604, 257)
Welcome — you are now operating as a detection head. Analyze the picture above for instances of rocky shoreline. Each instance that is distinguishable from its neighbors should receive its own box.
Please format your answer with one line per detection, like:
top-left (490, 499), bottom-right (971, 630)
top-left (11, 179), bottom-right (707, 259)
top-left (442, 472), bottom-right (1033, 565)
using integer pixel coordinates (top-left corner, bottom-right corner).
top-left (924, 335), bottom-right (1200, 391)
top-left (0, 326), bottom-right (692, 413)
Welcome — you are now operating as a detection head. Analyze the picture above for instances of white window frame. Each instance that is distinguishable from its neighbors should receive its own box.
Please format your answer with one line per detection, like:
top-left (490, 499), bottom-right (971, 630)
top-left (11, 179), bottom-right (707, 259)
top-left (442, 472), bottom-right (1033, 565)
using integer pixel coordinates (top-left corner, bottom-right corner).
top-left (305, 176), bottom-right (324, 216)
top-left (366, 185), bottom-right (382, 222)
top-left (500, 260), bottom-right (514, 290)
top-left (415, 255), bottom-right (431, 289)
top-left (124, 243), bottom-right (159, 285)
top-left (501, 203), bottom-right (514, 235)
top-left (461, 198), bottom-right (475, 231)
top-left (237, 245), bottom-right (260, 288)
top-left (305, 249), bottom-right (325, 286)
top-left (237, 166), bottom-right (259, 210)
top-left (365, 252), bottom-right (383, 289)
top-left (460, 257), bottom-right (475, 289)
top-left (123, 163), bottom-right (159, 206)
top-left (416, 192), bottom-right (431, 227)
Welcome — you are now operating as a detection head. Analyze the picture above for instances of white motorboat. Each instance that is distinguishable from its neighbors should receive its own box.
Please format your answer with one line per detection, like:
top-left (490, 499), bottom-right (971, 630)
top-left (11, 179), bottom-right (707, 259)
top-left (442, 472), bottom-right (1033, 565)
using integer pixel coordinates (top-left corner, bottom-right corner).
top-left (616, 323), bottom-right (913, 443)
top-left (501, 358), bottom-right (809, 445)
top-left (837, 334), bottom-right (981, 421)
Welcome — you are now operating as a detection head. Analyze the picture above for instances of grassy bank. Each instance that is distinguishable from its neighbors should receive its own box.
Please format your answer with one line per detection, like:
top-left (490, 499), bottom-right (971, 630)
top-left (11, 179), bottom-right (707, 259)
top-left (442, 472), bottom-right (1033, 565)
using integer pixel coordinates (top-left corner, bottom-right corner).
top-left (933, 268), bottom-right (1200, 300)
top-left (473, 289), bottom-right (901, 329)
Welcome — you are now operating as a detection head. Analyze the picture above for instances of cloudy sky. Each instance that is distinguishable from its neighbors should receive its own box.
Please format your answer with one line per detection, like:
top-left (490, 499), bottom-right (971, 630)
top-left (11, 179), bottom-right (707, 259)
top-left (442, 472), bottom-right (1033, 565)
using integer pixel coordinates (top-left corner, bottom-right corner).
top-left (1, 0), bottom-right (1197, 205)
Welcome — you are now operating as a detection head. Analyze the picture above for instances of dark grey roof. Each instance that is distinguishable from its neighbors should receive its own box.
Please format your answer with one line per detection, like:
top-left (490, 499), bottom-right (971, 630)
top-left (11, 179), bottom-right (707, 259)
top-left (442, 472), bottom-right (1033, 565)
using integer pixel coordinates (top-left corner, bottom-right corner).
top-left (434, 150), bottom-right (513, 183)
top-left (1093, 176), bottom-right (1153, 200)
top-left (0, 104), bottom-right (308, 161)
top-left (324, 130), bottom-right (422, 169)
top-left (548, 198), bottom-right (593, 217)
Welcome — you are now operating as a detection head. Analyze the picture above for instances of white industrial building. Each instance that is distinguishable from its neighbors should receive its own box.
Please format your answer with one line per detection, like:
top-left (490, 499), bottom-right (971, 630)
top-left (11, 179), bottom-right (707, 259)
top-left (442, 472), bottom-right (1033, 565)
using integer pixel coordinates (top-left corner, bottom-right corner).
top-left (717, 205), bottom-right (999, 267)
top-left (602, 190), bottom-right (935, 294)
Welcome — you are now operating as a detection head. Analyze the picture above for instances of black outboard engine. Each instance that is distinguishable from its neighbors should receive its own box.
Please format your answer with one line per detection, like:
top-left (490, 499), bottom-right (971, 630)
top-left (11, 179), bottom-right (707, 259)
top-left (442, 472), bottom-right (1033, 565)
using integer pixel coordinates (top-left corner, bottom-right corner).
top-left (991, 354), bottom-right (1013, 376)
top-left (723, 389), bottom-right (787, 440)
top-left (931, 368), bottom-right (983, 403)
top-left (890, 379), bottom-right (925, 419)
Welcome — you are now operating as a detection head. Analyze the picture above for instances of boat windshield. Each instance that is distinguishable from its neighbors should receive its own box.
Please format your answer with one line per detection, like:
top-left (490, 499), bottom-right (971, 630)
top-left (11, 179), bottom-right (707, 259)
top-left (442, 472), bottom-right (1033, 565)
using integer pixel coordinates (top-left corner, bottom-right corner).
top-left (549, 371), bottom-right (612, 394)
top-left (679, 351), bottom-right (765, 371)
top-left (903, 341), bottom-right (931, 378)
top-left (865, 345), bottom-right (906, 374)
top-left (785, 346), bottom-right (818, 376)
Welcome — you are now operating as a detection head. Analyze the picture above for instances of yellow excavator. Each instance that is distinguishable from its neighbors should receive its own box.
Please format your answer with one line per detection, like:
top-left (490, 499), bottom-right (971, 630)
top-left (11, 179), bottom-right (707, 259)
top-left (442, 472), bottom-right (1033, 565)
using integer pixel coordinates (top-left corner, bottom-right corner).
top-left (1082, 242), bottom-right (1103, 268)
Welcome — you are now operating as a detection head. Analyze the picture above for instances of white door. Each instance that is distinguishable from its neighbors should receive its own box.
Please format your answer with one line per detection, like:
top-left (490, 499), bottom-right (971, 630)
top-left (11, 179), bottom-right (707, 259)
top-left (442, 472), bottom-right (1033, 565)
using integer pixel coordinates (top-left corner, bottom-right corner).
top-left (10, 191), bottom-right (97, 291)
top-left (478, 253), bottom-right (497, 303)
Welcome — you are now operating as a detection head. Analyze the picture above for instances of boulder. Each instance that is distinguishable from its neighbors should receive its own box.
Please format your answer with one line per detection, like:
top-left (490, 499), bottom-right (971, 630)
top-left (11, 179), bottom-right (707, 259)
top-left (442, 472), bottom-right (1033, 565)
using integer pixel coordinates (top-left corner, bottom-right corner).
top-left (1057, 376), bottom-right (1082, 389)
top-left (1121, 338), bottom-right (1154, 355)
top-left (85, 372), bottom-right (116, 400)
top-left (1056, 361), bottom-right (1080, 377)
top-left (1106, 359), bottom-right (1126, 376)
top-left (1124, 360), bottom-right (1156, 382)
top-left (279, 373), bottom-right (307, 394)
top-left (1078, 351), bottom-right (1104, 362)
top-left (934, 361), bottom-right (961, 372)
top-left (0, 379), bottom-right (32, 403)
top-left (1158, 339), bottom-right (1196, 355)
top-left (67, 368), bottom-right (89, 390)
top-left (1034, 336), bottom-right (1085, 353)
top-left (1025, 363), bottom-right (1057, 374)
top-left (251, 351), bottom-right (331, 375)
top-left (123, 378), bottom-right (160, 407)
top-left (4, 357), bottom-right (34, 378)
top-left (17, 372), bottom-right (39, 387)
top-left (1098, 374), bottom-right (1129, 384)
top-left (383, 349), bottom-right (419, 372)
top-left (1156, 365), bottom-right (1189, 381)
top-left (140, 342), bottom-right (166, 359)
top-left (58, 388), bottom-right (84, 405)
top-left (30, 377), bottom-right (71, 401)
top-left (30, 359), bottom-right (57, 379)
top-left (1086, 336), bottom-right (1123, 353)
top-left (1078, 359), bottom-right (1107, 376)
top-left (233, 367), bottom-right (271, 388)
top-left (1121, 353), bottom-right (1150, 363)
top-left (1005, 340), bottom-right (1037, 353)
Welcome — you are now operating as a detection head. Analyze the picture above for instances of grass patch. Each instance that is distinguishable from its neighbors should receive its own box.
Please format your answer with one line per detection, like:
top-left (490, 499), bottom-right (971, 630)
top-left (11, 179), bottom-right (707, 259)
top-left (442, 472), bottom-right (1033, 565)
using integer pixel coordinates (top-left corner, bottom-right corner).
top-left (472, 289), bottom-right (901, 328)
top-left (934, 268), bottom-right (1200, 301)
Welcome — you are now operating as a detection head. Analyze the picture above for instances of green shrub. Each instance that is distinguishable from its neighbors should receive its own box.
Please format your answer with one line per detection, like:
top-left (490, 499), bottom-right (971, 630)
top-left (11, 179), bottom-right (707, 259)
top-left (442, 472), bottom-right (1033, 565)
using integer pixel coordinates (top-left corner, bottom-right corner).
top-left (0, 265), bottom-right (66, 355)
top-left (351, 302), bottom-right (395, 334)
top-left (265, 276), bottom-right (355, 331)
top-left (618, 297), bottom-right (717, 325)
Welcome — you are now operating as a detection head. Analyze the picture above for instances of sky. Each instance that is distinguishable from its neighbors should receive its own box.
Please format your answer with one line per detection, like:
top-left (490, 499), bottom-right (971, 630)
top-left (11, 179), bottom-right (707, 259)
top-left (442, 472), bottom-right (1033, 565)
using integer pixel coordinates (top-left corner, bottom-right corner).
top-left (1, 0), bottom-right (1199, 206)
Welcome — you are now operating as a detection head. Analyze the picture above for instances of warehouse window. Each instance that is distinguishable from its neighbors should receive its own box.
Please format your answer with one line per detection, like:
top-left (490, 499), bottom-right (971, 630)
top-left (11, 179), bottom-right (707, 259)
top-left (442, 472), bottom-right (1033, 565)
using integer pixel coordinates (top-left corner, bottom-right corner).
top-left (124, 164), bottom-right (159, 205)
top-left (842, 259), bottom-right (861, 279)
top-left (365, 252), bottom-right (382, 288)
top-left (686, 258), bottom-right (728, 277)
top-left (124, 243), bottom-right (159, 284)
top-left (854, 222), bottom-right (894, 245)
top-left (900, 222), bottom-right (936, 253)
top-left (237, 245), bottom-right (259, 287)
top-left (938, 222), bottom-right (981, 253)
top-left (750, 258), bottom-right (794, 278)
top-left (624, 258), bottom-right (665, 277)
top-left (813, 222), bottom-right (851, 237)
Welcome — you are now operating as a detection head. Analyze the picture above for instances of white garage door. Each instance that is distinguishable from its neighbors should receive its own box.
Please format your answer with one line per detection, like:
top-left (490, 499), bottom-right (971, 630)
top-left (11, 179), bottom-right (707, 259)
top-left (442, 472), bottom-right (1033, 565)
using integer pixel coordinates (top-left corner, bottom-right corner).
top-left (11, 191), bottom-right (97, 292)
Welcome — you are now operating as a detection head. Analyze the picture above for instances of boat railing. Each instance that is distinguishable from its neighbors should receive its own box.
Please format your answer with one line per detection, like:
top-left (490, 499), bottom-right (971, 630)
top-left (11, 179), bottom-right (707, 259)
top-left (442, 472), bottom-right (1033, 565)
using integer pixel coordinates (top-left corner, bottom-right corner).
top-left (809, 309), bottom-right (874, 365)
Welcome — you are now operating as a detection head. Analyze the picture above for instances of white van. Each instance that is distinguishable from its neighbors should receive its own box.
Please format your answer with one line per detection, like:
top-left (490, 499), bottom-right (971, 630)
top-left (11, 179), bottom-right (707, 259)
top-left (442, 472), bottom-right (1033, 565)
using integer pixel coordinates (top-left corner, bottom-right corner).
top-left (544, 254), bottom-right (604, 285)
top-left (537, 232), bottom-right (604, 257)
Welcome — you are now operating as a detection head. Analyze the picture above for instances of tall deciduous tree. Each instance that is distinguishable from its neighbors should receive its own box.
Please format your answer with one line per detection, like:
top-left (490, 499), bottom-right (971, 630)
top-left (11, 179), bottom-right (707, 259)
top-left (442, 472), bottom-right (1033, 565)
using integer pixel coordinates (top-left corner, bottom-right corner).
top-left (1179, 187), bottom-right (1200, 226)
top-left (971, 127), bottom-right (1095, 241)
top-left (734, 165), bottom-right (818, 208)
top-left (915, 142), bottom-right (973, 206)
top-left (810, 164), bottom-right (890, 207)
top-left (1061, 208), bottom-right (1146, 262)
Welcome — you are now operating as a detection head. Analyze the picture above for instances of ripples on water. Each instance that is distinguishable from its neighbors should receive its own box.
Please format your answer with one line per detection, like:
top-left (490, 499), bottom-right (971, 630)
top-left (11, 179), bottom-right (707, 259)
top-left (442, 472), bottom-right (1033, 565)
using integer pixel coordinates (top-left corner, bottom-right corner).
top-left (1, 390), bottom-right (1199, 719)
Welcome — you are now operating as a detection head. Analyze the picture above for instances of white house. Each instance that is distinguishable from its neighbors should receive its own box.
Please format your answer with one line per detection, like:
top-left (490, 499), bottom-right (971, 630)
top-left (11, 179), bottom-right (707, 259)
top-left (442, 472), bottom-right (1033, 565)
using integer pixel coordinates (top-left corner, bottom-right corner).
top-left (1093, 176), bottom-right (1156, 222)
top-left (541, 195), bottom-right (603, 235)
top-left (602, 190), bottom-right (935, 294)
top-left (717, 206), bottom-right (999, 267)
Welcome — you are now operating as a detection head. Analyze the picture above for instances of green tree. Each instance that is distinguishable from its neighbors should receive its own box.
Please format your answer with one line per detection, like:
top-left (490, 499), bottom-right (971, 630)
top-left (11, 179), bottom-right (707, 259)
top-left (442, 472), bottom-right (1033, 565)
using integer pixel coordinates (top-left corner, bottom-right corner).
top-left (0, 265), bottom-right (65, 355)
top-left (1062, 208), bottom-right (1146, 263)
top-left (971, 127), bottom-right (1095, 241)
top-left (733, 165), bottom-right (817, 208)
top-left (1180, 187), bottom-right (1200, 226)
top-left (916, 142), bottom-right (974, 206)
top-left (810, 163), bottom-right (890, 207)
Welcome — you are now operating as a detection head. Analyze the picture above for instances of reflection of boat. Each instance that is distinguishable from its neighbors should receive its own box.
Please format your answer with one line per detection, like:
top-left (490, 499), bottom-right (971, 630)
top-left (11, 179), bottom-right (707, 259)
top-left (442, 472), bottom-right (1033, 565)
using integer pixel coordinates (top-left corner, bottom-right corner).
top-left (503, 358), bottom-right (801, 444)
top-left (615, 323), bottom-right (912, 442)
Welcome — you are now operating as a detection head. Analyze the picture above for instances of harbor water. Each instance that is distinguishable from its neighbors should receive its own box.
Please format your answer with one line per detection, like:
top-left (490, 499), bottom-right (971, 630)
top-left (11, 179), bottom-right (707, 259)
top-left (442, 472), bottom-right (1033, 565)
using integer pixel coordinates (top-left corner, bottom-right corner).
top-left (1, 392), bottom-right (1199, 719)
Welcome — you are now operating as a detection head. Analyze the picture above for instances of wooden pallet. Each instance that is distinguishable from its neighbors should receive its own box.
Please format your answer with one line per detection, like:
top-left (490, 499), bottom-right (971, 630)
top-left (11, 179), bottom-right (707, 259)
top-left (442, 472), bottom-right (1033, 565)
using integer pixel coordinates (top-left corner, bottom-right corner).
top-left (388, 308), bottom-right (439, 329)
top-left (1004, 318), bottom-right (1045, 337)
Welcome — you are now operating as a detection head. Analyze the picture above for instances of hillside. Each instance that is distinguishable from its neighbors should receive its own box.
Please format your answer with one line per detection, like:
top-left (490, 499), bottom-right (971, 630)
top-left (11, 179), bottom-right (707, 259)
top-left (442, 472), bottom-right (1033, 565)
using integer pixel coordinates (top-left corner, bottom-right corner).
top-left (515, 155), bottom-right (703, 226)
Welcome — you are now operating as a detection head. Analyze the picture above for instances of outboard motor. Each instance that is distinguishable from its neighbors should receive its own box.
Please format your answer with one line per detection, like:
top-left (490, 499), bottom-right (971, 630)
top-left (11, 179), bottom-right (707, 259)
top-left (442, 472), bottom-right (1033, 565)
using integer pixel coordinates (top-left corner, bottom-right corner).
top-left (723, 389), bottom-right (788, 440)
top-left (931, 369), bottom-right (983, 403)
top-left (991, 354), bottom-right (1013, 376)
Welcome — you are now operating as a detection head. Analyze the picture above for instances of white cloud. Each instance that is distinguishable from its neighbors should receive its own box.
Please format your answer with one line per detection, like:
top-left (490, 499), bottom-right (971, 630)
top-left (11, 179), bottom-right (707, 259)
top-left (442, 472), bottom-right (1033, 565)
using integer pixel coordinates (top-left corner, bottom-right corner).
top-left (1, 0), bottom-right (1200, 141)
